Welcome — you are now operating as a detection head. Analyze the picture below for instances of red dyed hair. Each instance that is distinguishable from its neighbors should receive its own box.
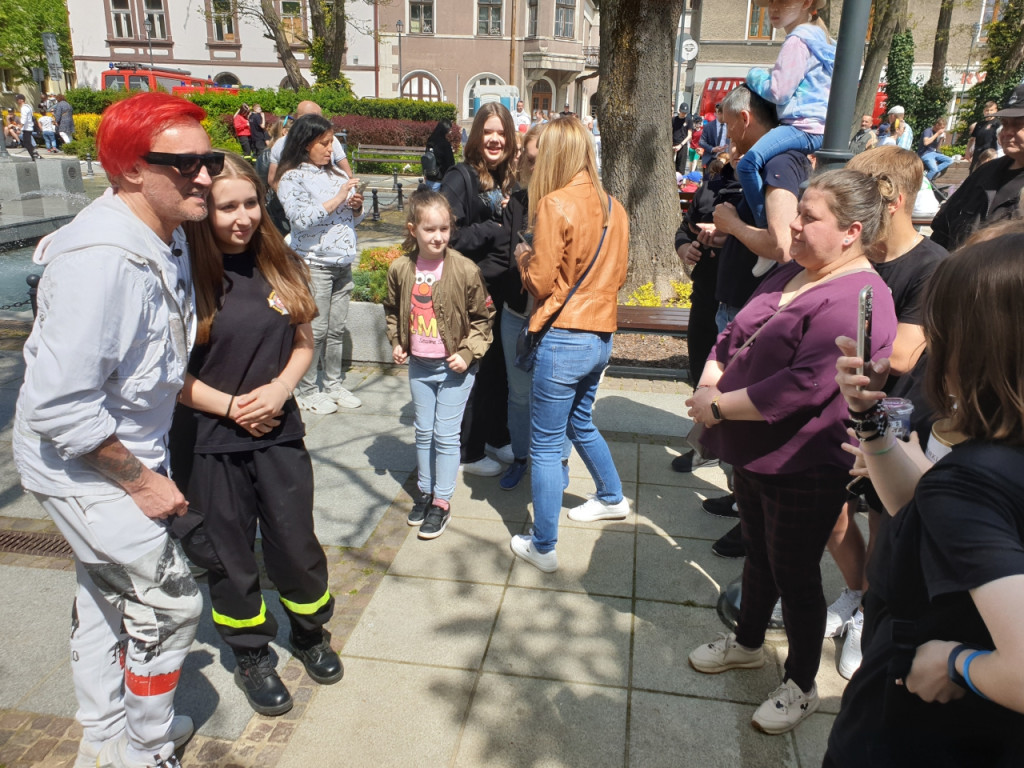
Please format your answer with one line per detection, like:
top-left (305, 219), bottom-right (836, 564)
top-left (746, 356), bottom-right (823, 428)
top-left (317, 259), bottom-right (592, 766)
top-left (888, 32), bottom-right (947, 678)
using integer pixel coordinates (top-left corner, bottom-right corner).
top-left (97, 92), bottom-right (207, 179)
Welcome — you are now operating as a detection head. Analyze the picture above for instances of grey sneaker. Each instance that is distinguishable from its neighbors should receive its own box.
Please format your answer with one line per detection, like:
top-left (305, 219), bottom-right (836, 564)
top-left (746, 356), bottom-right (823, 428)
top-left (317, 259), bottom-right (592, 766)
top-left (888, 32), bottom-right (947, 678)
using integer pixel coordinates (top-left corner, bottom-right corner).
top-left (825, 587), bottom-right (863, 638)
top-left (689, 632), bottom-right (765, 674)
top-left (326, 385), bottom-right (362, 409)
top-left (296, 391), bottom-right (338, 415)
top-left (96, 736), bottom-right (181, 768)
top-left (752, 679), bottom-right (819, 734)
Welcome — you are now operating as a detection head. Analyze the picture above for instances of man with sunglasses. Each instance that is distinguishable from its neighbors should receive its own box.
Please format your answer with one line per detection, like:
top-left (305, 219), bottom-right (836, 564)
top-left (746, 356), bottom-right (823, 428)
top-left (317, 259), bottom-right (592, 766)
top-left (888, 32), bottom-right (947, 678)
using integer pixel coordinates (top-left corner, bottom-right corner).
top-left (13, 92), bottom-right (221, 768)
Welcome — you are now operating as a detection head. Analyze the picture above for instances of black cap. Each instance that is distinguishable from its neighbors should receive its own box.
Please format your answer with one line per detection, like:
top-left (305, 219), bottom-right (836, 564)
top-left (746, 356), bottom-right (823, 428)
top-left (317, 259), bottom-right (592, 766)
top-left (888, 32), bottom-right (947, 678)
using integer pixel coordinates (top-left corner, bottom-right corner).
top-left (995, 83), bottom-right (1024, 118)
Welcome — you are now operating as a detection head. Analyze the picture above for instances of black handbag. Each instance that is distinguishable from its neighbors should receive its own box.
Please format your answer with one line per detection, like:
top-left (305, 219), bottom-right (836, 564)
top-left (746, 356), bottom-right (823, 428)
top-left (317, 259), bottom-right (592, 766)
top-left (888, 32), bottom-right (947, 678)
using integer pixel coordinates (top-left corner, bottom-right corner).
top-left (514, 195), bottom-right (613, 373)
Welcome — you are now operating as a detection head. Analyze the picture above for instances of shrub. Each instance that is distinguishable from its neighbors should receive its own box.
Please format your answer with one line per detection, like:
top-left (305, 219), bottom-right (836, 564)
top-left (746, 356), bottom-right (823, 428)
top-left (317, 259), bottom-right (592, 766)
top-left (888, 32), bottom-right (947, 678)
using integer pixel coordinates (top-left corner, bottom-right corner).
top-left (72, 113), bottom-right (102, 138)
top-left (62, 137), bottom-right (97, 159)
top-left (65, 87), bottom-right (135, 114)
top-left (203, 116), bottom-right (242, 152)
top-left (940, 143), bottom-right (967, 158)
top-left (623, 281), bottom-right (692, 309)
top-left (352, 245), bottom-right (404, 303)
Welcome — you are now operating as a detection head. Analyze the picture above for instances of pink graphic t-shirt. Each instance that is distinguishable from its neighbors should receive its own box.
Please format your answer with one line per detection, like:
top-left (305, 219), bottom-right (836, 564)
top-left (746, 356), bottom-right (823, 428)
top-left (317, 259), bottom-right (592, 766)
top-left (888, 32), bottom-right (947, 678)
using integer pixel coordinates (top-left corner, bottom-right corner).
top-left (409, 257), bottom-right (446, 358)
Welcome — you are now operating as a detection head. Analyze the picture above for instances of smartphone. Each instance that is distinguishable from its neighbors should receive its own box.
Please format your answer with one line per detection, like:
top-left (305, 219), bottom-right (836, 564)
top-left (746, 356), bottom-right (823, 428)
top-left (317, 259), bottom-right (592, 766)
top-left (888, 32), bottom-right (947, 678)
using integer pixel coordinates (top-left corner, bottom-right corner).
top-left (518, 230), bottom-right (534, 248)
top-left (856, 286), bottom-right (873, 388)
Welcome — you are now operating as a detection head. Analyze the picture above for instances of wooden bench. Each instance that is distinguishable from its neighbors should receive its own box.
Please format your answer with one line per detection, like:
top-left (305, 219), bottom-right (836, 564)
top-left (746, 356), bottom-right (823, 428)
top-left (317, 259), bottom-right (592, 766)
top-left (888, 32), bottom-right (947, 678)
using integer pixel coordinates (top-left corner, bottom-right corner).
top-left (610, 305), bottom-right (691, 380)
top-left (350, 144), bottom-right (426, 168)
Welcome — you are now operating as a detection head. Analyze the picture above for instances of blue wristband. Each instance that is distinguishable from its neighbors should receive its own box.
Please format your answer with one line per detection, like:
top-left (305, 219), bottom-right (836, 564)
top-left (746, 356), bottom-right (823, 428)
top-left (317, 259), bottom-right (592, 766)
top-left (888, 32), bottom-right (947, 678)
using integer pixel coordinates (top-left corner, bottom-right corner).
top-left (962, 649), bottom-right (993, 700)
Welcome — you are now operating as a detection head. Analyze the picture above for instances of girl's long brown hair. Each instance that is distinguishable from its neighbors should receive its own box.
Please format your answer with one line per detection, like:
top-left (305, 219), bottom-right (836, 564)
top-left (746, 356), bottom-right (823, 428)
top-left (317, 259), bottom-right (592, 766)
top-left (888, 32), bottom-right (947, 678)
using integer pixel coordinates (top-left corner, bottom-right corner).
top-left (463, 102), bottom-right (517, 195)
top-left (184, 152), bottom-right (316, 345)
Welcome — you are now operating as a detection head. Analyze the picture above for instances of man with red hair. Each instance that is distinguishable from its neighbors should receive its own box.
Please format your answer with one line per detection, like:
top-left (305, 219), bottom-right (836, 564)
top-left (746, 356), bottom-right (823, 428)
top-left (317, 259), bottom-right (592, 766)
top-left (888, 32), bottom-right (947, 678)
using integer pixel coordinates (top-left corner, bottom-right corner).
top-left (13, 91), bottom-right (222, 768)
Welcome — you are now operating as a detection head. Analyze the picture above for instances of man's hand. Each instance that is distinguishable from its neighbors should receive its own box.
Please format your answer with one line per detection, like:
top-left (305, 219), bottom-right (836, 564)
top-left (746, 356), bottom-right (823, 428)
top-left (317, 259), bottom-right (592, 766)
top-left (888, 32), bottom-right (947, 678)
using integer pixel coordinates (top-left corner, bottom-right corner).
top-left (712, 202), bottom-right (742, 237)
top-left (126, 469), bottom-right (189, 520)
top-left (680, 241), bottom-right (704, 268)
top-left (696, 222), bottom-right (727, 249)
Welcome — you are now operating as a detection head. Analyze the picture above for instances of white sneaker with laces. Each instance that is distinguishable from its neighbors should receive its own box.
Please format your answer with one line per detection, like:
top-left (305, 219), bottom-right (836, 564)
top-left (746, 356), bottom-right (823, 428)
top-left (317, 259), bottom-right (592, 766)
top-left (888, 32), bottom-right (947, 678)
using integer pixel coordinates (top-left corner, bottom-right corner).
top-left (295, 391), bottom-right (338, 415)
top-left (77, 717), bottom-right (193, 768)
top-left (96, 734), bottom-right (181, 768)
top-left (689, 632), bottom-right (765, 674)
top-left (752, 679), bottom-right (819, 734)
top-left (824, 587), bottom-right (863, 638)
top-left (459, 456), bottom-right (503, 476)
top-left (838, 608), bottom-right (864, 680)
top-left (326, 385), bottom-right (362, 409)
top-left (510, 534), bottom-right (558, 572)
top-left (567, 495), bottom-right (631, 522)
top-left (485, 443), bottom-right (515, 464)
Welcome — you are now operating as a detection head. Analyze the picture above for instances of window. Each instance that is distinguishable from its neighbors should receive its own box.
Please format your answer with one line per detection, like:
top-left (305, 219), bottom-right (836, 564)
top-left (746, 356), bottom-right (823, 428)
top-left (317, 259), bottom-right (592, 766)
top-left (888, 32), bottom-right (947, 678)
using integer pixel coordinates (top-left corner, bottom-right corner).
top-left (554, 0), bottom-right (575, 39)
top-left (111, 0), bottom-right (133, 38)
top-left (212, 0), bottom-right (236, 41)
top-left (528, 0), bottom-right (537, 37)
top-left (980, 0), bottom-right (1004, 42)
top-left (410, 1), bottom-right (433, 34)
top-left (128, 75), bottom-right (151, 91)
top-left (747, 2), bottom-right (771, 40)
top-left (478, 0), bottom-right (501, 36)
top-left (215, 72), bottom-right (241, 86)
top-left (402, 72), bottom-right (442, 101)
top-left (531, 79), bottom-right (552, 114)
top-left (144, 0), bottom-right (168, 39)
top-left (281, 1), bottom-right (303, 44)
top-left (156, 75), bottom-right (184, 91)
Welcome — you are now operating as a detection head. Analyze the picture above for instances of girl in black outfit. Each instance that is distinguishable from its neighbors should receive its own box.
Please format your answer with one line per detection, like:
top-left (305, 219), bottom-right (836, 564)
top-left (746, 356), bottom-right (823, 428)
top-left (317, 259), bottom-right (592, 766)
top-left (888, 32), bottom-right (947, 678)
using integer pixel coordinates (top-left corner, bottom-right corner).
top-left (441, 102), bottom-right (517, 475)
top-left (174, 153), bottom-right (342, 718)
top-left (826, 228), bottom-right (1024, 767)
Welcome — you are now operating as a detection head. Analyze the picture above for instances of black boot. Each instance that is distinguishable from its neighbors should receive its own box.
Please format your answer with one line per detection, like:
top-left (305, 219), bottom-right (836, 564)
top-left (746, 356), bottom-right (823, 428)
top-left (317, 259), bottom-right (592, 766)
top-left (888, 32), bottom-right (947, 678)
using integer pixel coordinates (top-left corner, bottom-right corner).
top-left (234, 647), bottom-right (293, 716)
top-left (290, 630), bottom-right (344, 685)
top-left (711, 522), bottom-right (745, 559)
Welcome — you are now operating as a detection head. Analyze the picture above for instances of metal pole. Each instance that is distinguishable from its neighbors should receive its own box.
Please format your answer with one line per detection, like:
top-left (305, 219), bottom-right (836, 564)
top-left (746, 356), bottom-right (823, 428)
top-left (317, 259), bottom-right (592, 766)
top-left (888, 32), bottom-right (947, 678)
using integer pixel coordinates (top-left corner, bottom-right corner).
top-left (673, 14), bottom-right (685, 112)
top-left (395, 20), bottom-right (404, 96)
top-left (397, 182), bottom-right (404, 211)
top-left (371, 188), bottom-right (380, 221)
top-left (814, 0), bottom-right (873, 171)
top-left (145, 19), bottom-right (155, 72)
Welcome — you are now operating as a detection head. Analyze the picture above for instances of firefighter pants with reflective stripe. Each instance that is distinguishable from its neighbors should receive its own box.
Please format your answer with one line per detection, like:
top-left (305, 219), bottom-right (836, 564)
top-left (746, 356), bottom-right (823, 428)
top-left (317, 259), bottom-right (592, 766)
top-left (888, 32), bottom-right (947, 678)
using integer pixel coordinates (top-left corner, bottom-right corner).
top-left (183, 441), bottom-right (333, 651)
top-left (36, 490), bottom-right (202, 760)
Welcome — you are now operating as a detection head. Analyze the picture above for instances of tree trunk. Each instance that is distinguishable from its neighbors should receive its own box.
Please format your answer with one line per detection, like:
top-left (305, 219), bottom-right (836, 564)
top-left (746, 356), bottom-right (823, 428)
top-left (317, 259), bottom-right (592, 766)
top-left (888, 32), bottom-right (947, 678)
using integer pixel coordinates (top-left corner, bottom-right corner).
top-left (308, 0), bottom-right (347, 80)
top-left (597, 0), bottom-right (686, 300)
top-left (853, 0), bottom-right (907, 133)
top-left (1004, 23), bottom-right (1024, 74)
top-left (260, 0), bottom-right (310, 90)
top-left (928, 0), bottom-right (955, 87)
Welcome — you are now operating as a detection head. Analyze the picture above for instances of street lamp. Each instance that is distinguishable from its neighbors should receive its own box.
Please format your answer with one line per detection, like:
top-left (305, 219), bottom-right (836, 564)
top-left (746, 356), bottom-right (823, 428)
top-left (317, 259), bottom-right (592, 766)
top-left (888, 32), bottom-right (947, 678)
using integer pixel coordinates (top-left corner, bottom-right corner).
top-left (395, 19), bottom-right (404, 96)
top-left (144, 18), bottom-right (155, 73)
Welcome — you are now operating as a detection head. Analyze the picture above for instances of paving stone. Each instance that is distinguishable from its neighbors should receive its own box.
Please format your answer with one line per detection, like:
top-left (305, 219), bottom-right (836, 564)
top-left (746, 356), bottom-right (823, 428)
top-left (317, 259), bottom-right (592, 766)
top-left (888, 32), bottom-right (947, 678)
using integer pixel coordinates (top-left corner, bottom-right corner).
top-left (388, 517), bottom-right (518, 585)
top-left (638, 443), bottom-right (730, 490)
top-left (508, 526), bottom-right (635, 598)
top-left (634, 482), bottom-right (735, 539)
top-left (634, 533), bottom-right (742, 607)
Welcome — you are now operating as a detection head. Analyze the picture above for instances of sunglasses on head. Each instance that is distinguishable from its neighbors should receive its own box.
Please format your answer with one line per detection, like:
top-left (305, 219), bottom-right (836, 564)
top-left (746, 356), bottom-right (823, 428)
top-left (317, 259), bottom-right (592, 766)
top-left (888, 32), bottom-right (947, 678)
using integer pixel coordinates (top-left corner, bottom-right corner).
top-left (143, 151), bottom-right (225, 178)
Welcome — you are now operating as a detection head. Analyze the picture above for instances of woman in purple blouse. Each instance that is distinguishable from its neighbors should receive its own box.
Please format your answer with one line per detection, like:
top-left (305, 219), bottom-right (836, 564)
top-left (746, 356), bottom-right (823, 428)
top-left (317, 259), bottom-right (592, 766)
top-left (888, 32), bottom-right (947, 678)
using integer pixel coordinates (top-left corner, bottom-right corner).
top-left (685, 169), bottom-right (899, 735)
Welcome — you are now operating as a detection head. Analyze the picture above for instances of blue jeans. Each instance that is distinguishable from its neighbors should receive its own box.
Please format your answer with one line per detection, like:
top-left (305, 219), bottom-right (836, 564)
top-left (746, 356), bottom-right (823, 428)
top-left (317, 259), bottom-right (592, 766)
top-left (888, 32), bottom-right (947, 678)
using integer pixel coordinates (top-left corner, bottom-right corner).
top-left (529, 328), bottom-right (622, 553)
top-left (299, 263), bottom-right (353, 396)
top-left (500, 305), bottom-right (571, 462)
top-left (715, 303), bottom-right (742, 335)
top-left (409, 356), bottom-right (476, 502)
top-left (921, 151), bottom-right (953, 181)
top-left (737, 125), bottom-right (822, 228)
top-left (43, 131), bottom-right (57, 150)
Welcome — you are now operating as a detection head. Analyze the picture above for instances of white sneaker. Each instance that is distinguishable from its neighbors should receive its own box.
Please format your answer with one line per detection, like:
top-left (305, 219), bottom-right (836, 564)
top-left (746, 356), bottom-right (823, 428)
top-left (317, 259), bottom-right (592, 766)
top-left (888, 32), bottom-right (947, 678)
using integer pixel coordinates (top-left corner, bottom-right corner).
top-left (567, 495), bottom-right (631, 522)
top-left (96, 734), bottom-right (182, 767)
top-left (510, 534), bottom-right (558, 572)
top-left (325, 385), bottom-right (362, 409)
top-left (689, 632), bottom-right (765, 674)
top-left (838, 608), bottom-right (864, 680)
top-left (295, 391), bottom-right (338, 415)
top-left (751, 255), bottom-right (775, 277)
top-left (459, 456), bottom-right (503, 476)
top-left (824, 587), bottom-right (863, 637)
top-left (77, 717), bottom-right (193, 768)
top-left (485, 443), bottom-right (515, 464)
top-left (752, 679), bottom-right (819, 735)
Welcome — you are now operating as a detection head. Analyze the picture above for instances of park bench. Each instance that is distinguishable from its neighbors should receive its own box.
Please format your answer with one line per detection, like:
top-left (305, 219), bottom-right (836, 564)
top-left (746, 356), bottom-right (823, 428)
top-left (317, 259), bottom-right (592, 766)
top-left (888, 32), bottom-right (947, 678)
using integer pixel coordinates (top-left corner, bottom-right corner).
top-left (610, 305), bottom-right (691, 380)
top-left (350, 144), bottom-right (426, 170)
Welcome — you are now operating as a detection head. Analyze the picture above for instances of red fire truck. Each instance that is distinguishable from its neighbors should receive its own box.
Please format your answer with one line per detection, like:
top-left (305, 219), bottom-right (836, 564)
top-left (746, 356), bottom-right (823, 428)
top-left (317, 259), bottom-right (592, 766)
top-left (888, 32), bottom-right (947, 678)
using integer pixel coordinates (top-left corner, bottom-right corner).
top-left (102, 63), bottom-right (240, 96)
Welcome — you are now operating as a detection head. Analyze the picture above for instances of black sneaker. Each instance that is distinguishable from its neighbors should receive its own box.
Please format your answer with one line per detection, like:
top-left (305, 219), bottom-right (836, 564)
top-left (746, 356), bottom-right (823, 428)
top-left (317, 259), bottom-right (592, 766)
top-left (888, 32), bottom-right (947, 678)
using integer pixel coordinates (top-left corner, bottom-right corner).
top-left (234, 647), bottom-right (293, 716)
top-left (711, 522), bottom-right (745, 559)
top-left (702, 493), bottom-right (739, 519)
top-left (408, 492), bottom-right (432, 526)
top-left (290, 632), bottom-right (344, 685)
top-left (671, 450), bottom-right (719, 473)
top-left (418, 503), bottom-right (451, 540)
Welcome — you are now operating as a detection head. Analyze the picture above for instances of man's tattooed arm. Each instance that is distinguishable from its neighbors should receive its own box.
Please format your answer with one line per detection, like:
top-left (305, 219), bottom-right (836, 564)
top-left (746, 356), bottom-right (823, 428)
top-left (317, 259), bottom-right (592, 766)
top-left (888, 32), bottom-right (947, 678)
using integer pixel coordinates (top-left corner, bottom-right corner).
top-left (82, 435), bottom-right (187, 520)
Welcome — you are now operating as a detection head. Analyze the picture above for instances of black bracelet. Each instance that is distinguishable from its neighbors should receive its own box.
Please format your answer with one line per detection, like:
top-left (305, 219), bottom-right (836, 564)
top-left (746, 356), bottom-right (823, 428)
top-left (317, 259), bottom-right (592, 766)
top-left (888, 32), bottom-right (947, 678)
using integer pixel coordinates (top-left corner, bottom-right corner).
top-left (947, 643), bottom-right (971, 690)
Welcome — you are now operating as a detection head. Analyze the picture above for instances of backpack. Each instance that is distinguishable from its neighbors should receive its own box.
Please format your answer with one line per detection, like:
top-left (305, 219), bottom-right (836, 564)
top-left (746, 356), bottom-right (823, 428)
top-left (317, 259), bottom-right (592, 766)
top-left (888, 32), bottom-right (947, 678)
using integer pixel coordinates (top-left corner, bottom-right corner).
top-left (421, 146), bottom-right (439, 181)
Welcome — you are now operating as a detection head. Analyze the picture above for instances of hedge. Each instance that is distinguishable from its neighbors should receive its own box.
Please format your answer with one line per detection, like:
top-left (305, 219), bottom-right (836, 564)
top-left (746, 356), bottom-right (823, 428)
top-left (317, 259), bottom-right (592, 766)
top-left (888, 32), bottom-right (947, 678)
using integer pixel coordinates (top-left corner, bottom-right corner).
top-left (330, 115), bottom-right (460, 152)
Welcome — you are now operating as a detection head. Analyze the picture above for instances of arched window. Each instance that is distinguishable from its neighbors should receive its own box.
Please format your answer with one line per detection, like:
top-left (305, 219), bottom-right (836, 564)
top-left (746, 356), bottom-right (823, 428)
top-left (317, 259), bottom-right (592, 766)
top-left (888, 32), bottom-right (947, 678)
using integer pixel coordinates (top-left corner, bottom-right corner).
top-left (214, 72), bottom-right (241, 86)
top-left (466, 73), bottom-right (504, 117)
top-left (402, 71), bottom-right (443, 102)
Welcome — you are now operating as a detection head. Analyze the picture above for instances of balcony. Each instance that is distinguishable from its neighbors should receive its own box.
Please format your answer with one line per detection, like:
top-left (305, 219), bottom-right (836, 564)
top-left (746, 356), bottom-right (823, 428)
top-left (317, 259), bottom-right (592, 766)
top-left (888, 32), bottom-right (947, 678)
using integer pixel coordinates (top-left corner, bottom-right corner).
top-left (584, 46), bottom-right (599, 68)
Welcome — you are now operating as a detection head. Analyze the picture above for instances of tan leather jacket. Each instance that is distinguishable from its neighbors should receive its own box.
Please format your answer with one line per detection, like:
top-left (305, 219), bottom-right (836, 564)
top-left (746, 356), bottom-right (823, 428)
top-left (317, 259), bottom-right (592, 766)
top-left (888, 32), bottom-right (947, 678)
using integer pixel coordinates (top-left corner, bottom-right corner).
top-left (521, 172), bottom-right (629, 333)
top-left (384, 248), bottom-right (495, 367)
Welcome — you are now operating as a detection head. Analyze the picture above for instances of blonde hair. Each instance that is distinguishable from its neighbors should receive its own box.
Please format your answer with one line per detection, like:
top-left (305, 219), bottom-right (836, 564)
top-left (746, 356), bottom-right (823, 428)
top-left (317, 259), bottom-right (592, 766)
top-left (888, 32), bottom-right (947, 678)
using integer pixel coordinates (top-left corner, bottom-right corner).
top-left (806, 168), bottom-right (894, 250)
top-left (401, 189), bottom-right (454, 253)
top-left (528, 117), bottom-right (607, 230)
top-left (846, 146), bottom-right (922, 208)
top-left (183, 152), bottom-right (315, 345)
top-left (516, 122), bottom-right (546, 186)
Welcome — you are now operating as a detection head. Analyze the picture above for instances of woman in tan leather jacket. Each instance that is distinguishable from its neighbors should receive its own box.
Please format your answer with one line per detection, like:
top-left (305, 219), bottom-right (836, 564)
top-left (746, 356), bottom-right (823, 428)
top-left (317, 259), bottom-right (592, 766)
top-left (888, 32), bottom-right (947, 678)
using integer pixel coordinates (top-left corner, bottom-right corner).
top-left (509, 116), bottom-right (631, 573)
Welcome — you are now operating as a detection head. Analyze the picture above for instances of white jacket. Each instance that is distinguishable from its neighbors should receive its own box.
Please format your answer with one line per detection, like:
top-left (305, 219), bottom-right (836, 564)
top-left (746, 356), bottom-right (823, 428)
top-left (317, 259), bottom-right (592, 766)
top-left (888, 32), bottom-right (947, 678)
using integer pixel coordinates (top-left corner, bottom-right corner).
top-left (13, 190), bottom-right (194, 495)
top-left (277, 163), bottom-right (365, 267)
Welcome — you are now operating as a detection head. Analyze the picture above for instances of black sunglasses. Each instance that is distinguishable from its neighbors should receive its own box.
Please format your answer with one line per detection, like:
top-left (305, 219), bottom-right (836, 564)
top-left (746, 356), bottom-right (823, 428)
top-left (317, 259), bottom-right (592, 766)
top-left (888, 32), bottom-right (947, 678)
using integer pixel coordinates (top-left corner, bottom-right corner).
top-left (143, 152), bottom-right (225, 178)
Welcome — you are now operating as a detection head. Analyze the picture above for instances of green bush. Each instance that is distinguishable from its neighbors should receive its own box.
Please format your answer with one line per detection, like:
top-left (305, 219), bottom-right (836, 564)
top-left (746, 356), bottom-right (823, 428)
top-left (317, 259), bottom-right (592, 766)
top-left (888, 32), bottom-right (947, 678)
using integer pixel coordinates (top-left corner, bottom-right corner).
top-left (65, 87), bottom-right (135, 114)
top-left (940, 144), bottom-right (967, 158)
top-left (62, 137), bottom-right (97, 159)
top-left (352, 245), bottom-right (404, 303)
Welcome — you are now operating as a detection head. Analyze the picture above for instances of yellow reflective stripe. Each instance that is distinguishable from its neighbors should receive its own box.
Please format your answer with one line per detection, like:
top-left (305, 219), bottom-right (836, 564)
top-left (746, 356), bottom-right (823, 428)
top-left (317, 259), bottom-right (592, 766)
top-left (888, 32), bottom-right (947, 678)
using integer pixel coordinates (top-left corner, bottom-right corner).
top-left (211, 599), bottom-right (267, 629)
top-left (279, 588), bottom-right (331, 615)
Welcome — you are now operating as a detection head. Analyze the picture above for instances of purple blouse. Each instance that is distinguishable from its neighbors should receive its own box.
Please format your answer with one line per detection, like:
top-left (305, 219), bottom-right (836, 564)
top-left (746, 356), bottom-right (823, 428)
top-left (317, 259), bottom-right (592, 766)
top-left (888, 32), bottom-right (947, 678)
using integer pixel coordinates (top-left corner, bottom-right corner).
top-left (701, 261), bottom-right (897, 474)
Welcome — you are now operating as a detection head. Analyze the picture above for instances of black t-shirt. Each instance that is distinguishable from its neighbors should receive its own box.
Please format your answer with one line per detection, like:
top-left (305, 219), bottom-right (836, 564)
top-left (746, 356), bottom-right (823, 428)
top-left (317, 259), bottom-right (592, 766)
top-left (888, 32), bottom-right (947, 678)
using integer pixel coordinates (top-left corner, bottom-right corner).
top-left (971, 117), bottom-right (1001, 154)
top-left (180, 251), bottom-right (305, 454)
top-left (827, 442), bottom-right (1024, 767)
top-left (873, 237), bottom-right (947, 326)
top-left (672, 114), bottom-right (693, 145)
top-left (716, 150), bottom-right (810, 309)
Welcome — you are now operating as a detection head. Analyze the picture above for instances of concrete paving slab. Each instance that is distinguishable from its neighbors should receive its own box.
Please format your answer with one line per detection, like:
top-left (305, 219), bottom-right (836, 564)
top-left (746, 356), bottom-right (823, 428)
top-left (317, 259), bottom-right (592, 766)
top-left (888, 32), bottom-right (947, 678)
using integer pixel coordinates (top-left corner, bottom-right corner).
top-left (566, 440), bottom-right (638, 483)
top-left (310, 465), bottom-right (410, 548)
top-left (631, 603), bottom-right (782, 704)
top-left (277, 658), bottom-right (476, 768)
top-left (793, 711), bottom-right (835, 768)
top-left (330, 368), bottom-right (413, 419)
top-left (388, 517), bottom-right (521, 585)
top-left (0, 351), bottom-right (25, 387)
top-left (454, 673), bottom-right (628, 768)
top-left (592, 391), bottom-right (689, 439)
top-left (634, 532), bottom-right (742, 607)
top-left (509, 527), bottom-right (635, 598)
top-left (634, 482), bottom-right (732, 540)
top-left (304, 413), bottom-right (416, 472)
top-left (628, 690), bottom-right (798, 768)
top-left (638, 443), bottom-right (731, 489)
top-left (483, 588), bottom-right (632, 687)
top-left (341, 575), bottom-right (504, 669)
top-left (0, 482), bottom-right (49, 520)
top-left (448, 474), bottom-right (532, 528)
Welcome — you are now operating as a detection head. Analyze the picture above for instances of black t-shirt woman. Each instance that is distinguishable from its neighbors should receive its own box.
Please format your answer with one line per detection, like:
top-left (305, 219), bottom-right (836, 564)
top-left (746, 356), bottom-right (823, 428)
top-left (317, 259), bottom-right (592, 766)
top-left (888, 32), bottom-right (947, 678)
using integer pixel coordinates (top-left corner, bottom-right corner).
top-left (173, 153), bottom-right (342, 718)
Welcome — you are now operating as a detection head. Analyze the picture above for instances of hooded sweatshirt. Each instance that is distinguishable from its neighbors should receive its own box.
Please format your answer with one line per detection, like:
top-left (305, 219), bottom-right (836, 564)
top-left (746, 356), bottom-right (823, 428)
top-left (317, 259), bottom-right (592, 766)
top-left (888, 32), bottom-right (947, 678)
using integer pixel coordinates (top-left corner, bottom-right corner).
top-left (746, 23), bottom-right (835, 134)
top-left (13, 189), bottom-right (194, 495)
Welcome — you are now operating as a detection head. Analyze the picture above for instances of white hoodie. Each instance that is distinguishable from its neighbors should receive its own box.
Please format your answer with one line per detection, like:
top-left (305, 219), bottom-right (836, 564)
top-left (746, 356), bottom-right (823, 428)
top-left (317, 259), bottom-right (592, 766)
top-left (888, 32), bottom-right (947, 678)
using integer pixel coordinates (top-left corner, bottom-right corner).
top-left (13, 189), bottom-right (194, 496)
